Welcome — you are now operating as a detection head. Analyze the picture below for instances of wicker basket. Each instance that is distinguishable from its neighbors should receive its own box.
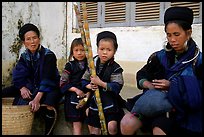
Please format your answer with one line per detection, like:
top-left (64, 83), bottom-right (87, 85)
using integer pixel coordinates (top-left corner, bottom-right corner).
top-left (2, 98), bottom-right (34, 135)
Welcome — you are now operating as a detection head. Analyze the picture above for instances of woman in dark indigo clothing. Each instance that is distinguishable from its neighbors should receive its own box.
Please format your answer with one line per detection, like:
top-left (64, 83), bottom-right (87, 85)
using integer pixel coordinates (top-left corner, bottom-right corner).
top-left (2, 23), bottom-right (61, 135)
top-left (120, 7), bottom-right (202, 136)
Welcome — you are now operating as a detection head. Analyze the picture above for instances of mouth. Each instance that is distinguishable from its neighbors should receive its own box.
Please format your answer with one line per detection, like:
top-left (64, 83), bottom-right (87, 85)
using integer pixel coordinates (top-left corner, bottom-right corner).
top-left (31, 45), bottom-right (36, 48)
top-left (77, 56), bottom-right (85, 60)
top-left (171, 44), bottom-right (178, 48)
top-left (102, 56), bottom-right (107, 59)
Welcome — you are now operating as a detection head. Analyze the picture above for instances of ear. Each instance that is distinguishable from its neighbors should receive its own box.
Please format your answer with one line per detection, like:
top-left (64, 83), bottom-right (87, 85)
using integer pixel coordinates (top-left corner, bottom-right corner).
top-left (187, 29), bottom-right (192, 39)
top-left (22, 41), bottom-right (27, 48)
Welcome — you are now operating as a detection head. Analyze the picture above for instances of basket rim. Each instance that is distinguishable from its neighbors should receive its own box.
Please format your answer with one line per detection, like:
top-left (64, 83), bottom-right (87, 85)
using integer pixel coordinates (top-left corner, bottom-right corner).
top-left (2, 97), bottom-right (32, 107)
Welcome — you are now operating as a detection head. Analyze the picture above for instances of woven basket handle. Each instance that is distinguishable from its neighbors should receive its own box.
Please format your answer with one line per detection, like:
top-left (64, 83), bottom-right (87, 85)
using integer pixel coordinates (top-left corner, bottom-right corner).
top-left (40, 104), bottom-right (57, 135)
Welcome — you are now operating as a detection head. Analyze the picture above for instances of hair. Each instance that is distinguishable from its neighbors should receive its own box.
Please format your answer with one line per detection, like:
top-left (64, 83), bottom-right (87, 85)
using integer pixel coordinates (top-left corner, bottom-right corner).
top-left (96, 31), bottom-right (118, 51)
top-left (68, 38), bottom-right (84, 61)
top-left (97, 37), bottom-right (118, 52)
top-left (19, 23), bottom-right (40, 41)
top-left (164, 20), bottom-right (192, 32)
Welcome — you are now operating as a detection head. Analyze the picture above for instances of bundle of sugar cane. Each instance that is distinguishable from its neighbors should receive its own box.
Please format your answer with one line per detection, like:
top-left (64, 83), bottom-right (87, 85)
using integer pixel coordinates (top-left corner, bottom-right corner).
top-left (74, 2), bottom-right (108, 135)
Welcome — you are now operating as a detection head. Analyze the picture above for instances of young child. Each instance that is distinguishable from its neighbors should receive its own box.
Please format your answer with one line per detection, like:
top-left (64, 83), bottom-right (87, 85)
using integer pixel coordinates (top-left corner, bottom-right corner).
top-left (60, 38), bottom-right (91, 135)
top-left (81, 31), bottom-right (125, 135)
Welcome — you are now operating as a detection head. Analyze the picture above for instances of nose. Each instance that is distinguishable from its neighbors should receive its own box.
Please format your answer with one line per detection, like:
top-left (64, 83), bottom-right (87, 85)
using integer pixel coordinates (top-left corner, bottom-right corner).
top-left (77, 50), bottom-right (82, 54)
top-left (103, 49), bottom-right (107, 54)
top-left (30, 38), bottom-right (34, 43)
top-left (169, 36), bottom-right (176, 43)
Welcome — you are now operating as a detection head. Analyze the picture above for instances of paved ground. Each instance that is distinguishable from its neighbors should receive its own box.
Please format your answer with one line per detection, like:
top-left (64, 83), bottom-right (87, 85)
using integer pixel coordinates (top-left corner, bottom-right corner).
top-left (120, 85), bottom-right (142, 100)
top-left (31, 85), bottom-right (145, 135)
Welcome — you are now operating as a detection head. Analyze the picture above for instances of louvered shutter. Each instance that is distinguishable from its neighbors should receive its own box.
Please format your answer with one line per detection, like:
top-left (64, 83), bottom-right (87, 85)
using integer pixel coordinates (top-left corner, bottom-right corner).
top-left (75, 2), bottom-right (201, 28)
top-left (104, 2), bottom-right (126, 23)
top-left (135, 2), bottom-right (160, 22)
top-left (79, 2), bottom-right (98, 24)
top-left (170, 2), bottom-right (200, 17)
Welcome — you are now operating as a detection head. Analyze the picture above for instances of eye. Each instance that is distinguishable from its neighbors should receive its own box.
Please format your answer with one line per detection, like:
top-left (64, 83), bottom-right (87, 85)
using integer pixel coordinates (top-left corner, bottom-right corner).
top-left (25, 38), bottom-right (31, 41)
top-left (174, 32), bottom-right (180, 36)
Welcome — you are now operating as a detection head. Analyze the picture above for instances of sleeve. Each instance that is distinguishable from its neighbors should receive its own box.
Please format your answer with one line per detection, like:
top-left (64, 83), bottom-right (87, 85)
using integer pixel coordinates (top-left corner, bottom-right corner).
top-left (194, 52), bottom-right (202, 80)
top-left (60, 62), bottom-right (74, 94)
top-left (105, 66), bottom-right (124, 95)
top-left (38, 52), bottom-right (59, 92)
top-left (136, 52), bottom-right (163, 90)
top-left (12, 55), bottom-right (30, 89)
top-left (81, 68), bottom-right (91, 89)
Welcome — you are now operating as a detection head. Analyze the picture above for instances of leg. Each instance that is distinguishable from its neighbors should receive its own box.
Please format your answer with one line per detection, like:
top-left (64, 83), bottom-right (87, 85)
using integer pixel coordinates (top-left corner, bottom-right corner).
top-left (151, 114), bottom-right (173, 135)
top-left (41, 89), bottom-right (61, 135)
top-left (88, 125), bottom-right (101, 135)
top-left (120, 112), bottom-right (142, 135)
top-left (40, 105), bottom-right (57, 135)
top-left (108, 120), bottom-right (118, 135)
top-left (153, 127), bottom-right (166, 135)
top-left (73, 122), bottom-right (82, 135)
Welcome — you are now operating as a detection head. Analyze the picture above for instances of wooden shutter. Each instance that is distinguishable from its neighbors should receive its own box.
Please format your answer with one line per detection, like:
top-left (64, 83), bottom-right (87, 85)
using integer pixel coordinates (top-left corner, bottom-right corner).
top-left (105, 2), bottom-right (126, 23)
top-left (135, 2), bottom-right (160, 22)
top-left (171, 2), bottom-right (200, 17)
top-left (80, 2), bottom-right (98, 24)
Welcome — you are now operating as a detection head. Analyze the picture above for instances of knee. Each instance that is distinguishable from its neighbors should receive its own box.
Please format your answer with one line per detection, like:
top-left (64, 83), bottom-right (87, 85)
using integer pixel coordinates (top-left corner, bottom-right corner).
top-left (120, 113), bottom-right (141, 135)
top-left (120, 113), bottom-right (132, 129)
top-left (152, 127), bottom-right (166, 135)
top-left (108, 121), bottom-right (117, 135)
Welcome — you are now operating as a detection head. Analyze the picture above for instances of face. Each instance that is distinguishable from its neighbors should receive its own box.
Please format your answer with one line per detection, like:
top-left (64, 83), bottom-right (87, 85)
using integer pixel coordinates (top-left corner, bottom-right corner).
top-left (97, 39), bottom-right (115, 64)
top-left (23, 31), bottom-right (40, 54)
top-left (166, 23), bottom-right (191, 53)
top-left (72, 44), bottom-right (86, 61)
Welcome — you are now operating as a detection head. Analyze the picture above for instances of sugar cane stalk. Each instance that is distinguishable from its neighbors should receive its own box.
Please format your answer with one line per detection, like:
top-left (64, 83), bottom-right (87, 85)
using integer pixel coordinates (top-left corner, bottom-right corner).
top-left (74, 3), bottom-right (108, 135)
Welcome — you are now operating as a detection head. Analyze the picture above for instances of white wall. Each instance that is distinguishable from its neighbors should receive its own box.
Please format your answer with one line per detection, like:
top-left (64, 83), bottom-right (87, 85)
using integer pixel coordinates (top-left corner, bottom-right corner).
top-left (2, 2), bottom-right (202, 84)
top-left (85, 24), bottom-right (202, 62)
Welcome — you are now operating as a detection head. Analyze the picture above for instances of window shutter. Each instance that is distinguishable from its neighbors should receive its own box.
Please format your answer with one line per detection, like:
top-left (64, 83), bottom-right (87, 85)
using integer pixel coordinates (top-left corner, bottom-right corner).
top-left (80, 2), bottom-right (98, 24)
top-left (105, 2), bottom-right (126, 23)
top-left (170, 2), bottom-right (200, 17)
top-left (135, 2), bottom-right (160, 22)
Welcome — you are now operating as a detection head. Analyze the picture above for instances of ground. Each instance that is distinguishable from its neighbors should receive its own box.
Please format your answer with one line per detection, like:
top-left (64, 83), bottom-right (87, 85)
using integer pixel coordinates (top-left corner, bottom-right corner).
top-left (31, 85), bottom-right (150, 135)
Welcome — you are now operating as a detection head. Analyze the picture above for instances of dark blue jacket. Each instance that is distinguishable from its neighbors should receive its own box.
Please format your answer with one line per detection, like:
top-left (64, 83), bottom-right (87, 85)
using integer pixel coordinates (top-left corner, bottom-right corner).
top-left (12, 45), bottom-right (60, 96)
top-left (82, 56), bottom-right (124, 113)
top-left (137, 39), bottom-right (202, 133)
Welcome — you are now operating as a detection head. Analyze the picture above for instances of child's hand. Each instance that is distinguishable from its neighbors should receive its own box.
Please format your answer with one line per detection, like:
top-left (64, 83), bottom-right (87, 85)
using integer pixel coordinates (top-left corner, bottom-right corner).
top-left (90, 75), bottom-right (107, 89)
top-left (76, 97), bottom-right (88, 109)
top-left (85, 92), bottom-right (91, 98)
top-left (90, 82), bottom-right (98, 91)
top-left (90, 75), bottom-right (102, 86)
top-left (75, 89), bottom-right (86, 98)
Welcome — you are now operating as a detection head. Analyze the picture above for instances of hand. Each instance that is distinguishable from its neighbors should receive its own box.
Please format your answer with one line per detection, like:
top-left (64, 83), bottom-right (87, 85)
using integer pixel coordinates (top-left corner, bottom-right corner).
top-left (90, 75), bottom-right (102, 86)
top-left (75, 89), bottom-right (86, 98)
top-left (152, 79), bottom-right (170, 90)
top-left (29, 99), bottom-right (41, 112)
top-left (76, 97), bottom-right (88, 109)
top-left (85, 92), bottom-right (91, 99)
top-left (20, 87), bottom-right (32, 100)
top-left (29, 92), bottom-right (43, 112)
top-left (90, 82), bottom-right (98, 91)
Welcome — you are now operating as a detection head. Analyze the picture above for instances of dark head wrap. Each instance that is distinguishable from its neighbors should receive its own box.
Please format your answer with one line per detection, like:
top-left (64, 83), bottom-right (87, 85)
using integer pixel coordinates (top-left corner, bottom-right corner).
top-left (96, 31), bottom-right (118, 50)
top-left (19, 23), bottom-right (40, 41)
top-left (164, 7), bottom-right (193, 26)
